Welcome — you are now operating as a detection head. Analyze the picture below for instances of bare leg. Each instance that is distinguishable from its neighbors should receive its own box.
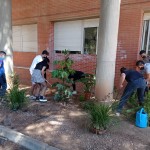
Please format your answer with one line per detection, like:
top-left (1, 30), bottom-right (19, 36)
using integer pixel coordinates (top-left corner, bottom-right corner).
top-left (34, 84), bottom-right (41, 97)
top-left (30, 83), bottom-right (38, 96)
top-left (39, 82), bottom-right (47, 96)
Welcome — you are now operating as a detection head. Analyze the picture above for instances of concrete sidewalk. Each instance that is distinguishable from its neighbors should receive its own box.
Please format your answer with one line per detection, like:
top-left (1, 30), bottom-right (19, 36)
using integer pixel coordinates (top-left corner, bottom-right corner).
top-left (0, 125), bottom-right (60, 150)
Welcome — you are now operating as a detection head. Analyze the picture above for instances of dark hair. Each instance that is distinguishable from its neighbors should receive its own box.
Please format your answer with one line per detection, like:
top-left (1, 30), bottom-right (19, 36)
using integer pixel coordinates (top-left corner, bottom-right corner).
top-left (0, 51), bottom-right (6, 55)
top-left (43, 57), bottom-right (49, 69)
top-left (136, 60), bottom-right (145, 66)
top-left (43, 57), bottom-right (50, 63)
top-left (42, 50), bottom-right (49, 55)
top-left (120, 67), bottom-right (127, 74)
top-left (139, 50), bottom-right (146, 55)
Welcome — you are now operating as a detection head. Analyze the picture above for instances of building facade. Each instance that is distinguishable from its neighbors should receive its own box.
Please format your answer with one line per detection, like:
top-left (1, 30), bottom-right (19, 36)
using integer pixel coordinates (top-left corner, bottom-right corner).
top-left (12, 0), bottom-right (150, 88)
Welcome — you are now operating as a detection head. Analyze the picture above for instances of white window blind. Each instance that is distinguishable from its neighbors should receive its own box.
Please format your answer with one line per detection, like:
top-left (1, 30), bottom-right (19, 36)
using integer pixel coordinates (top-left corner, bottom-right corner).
top-left (12, 26), bottom-right (22, 51)
top-left (13, 24), bottom-right (38, 52)
top-left (54, 20), bottom-right (83, 51)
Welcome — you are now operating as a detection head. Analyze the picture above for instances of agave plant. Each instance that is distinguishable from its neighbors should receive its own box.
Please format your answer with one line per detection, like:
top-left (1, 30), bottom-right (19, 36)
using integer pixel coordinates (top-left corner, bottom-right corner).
top-left (89, 103), bottom-right (111, 130)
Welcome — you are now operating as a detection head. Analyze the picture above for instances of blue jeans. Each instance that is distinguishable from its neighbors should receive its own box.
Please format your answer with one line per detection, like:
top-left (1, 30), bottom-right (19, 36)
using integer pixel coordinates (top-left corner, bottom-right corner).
top-left (117, 78), bottom-right (146, 113)
top-left (0, 73), bottom-right (7, 96)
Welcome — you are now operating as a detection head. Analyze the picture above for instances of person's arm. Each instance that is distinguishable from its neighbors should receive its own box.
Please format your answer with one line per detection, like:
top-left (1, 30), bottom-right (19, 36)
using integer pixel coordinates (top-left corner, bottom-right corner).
top-left (0, 61), bottom-right (4, 76)
top-left (41, 66), bottom-right (46, 78)
top-left (145, 74), bottom-right (150, 86)
top-left (144, 65), bottom-right (150, 83)
top-left (0, 60), bottom-right (3, 67)
top-left (119, 73), bottom-right (126, 89)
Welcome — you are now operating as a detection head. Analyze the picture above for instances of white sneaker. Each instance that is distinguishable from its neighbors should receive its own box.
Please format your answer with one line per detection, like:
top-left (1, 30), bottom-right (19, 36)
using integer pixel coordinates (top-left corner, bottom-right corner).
top-left (39, 99), bottom-right (47, 102)
top-left (29, 95), bottom-right (36, 100)
top-left (72, 91), bottom-right (77, 95)
top-left (115, 112), bottom-right (120, 117)
top-left (39, 96), bottom-right (47, 102)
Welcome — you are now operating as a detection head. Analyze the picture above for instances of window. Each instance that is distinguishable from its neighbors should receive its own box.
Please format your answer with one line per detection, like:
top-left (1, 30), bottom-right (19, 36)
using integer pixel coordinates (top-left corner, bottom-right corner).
top-left (84, 27), bottom-right (98, 54)
top-left (12, 24), bottom-right (38, 52)
top-left (54, 18), bottom-right (99, 54)
top-left (141, 20), bottom-right (150, 54)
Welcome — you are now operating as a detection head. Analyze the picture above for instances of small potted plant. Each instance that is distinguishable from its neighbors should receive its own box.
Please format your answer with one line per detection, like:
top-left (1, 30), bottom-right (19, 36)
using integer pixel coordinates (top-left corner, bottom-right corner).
top-left (88, 103), bottom-right (111, 134)
top-left (79, 73), bottom-right (95, 100)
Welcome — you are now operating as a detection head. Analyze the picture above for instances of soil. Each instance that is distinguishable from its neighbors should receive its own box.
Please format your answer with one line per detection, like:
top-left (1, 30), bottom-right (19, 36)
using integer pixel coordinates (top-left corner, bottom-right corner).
top-left (0, 86), bottom-right (150, 150)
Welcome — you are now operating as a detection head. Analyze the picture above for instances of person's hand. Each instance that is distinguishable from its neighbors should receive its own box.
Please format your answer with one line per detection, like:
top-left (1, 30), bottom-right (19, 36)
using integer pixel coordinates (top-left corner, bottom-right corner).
top-left (119, 84), bottom-right (123, 89)
top-left (148, 83), bottom-right (150, 88)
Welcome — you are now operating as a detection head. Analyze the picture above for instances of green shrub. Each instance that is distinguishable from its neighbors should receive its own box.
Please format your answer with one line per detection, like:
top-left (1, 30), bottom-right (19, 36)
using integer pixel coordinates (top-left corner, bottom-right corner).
top-left (9, 73), bottom-right (20, 89)
top-left (6, 87), bottom-right (28, 110)
top-left (89, 103), bottom-right (111, 130)
top-left (79, 95), bottom-right (85, 102)
top-left (52, 49), bottom-right (74, 102)
top-left (78, 73), bottom-right (95, 92)
top-left (6, 73), bottom-right (28, 110)
top-left (53, 83), bottom-right (72, 102)
top-left (82, 101), bottom-right (95, 111)
top-left (144, 92), bottom-right (150, 118)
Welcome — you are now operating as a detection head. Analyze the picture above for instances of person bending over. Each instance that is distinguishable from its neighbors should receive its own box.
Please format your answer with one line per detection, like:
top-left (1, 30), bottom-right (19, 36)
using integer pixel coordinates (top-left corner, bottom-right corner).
top-left (68, 70), bottom-right (85, 94)
top-left (116, 61), bottom-right (146, 116)
top-left (29, 50), bottom-right (49, 99)
top-left (31, 57), bottom-right (49, 102)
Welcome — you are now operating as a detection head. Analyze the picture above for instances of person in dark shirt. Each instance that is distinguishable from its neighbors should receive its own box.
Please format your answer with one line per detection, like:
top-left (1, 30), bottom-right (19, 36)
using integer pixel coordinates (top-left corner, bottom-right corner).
top-left (68, 70), bottom-right (85, 94)
top-left (116, 61), bottom-right (146, 116)
top-left (63, 53), bottom-right (85, 94)
top-left (31, 57), bottom-right (49, 102)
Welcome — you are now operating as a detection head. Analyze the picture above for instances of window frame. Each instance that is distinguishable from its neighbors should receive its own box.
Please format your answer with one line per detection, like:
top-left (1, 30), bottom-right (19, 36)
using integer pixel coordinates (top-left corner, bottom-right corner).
top-left (54, 18), bottom-right (99, 54)
top-left (83, 27), bottom-right (98, 54)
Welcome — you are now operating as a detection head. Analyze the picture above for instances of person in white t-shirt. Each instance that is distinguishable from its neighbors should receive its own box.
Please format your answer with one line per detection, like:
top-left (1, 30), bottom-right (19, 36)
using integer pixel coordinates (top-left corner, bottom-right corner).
top-left (29, 50), bottom-right (49, 99)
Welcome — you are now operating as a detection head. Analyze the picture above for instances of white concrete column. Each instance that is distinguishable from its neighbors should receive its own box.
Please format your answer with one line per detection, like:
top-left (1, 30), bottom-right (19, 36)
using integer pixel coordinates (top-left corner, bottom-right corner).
top-left (0, 0), bottom-right (13, 80)
top-left (95, 0), bottom-right (121, 101)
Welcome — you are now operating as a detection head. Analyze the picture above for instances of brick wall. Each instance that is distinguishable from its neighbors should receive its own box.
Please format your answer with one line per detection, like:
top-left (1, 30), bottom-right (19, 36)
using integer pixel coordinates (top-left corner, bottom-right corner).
top-left (12, 0), bottom-right (150, 90)
top-left (115, 6), bottom-right (144, 86)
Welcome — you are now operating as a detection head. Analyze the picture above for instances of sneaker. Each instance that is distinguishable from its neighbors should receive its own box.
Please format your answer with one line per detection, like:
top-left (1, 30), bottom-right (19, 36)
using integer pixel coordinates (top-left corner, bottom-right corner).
top-left (72, 91), bottom-right (77, 95)
top-left (35, 96), bottom-right (40, 101)
top-left (39, 96), bottom-right (47, 102)
top-left (29, 95), bottom-right (36, 100)
top-left (115, 112), bottom-right (120, 117)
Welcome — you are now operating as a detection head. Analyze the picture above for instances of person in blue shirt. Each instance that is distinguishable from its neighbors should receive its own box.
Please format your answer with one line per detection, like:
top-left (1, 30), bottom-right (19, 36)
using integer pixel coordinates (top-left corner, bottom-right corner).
top-left (0, 51), bottom-right (7, 97)
top-left (116, 60), bottom-right (146, 116)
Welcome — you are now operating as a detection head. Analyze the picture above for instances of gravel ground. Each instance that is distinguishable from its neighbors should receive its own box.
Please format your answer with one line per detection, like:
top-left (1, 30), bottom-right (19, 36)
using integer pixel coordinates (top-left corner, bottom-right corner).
top-left (0, 95), bottom-right (150, 150)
